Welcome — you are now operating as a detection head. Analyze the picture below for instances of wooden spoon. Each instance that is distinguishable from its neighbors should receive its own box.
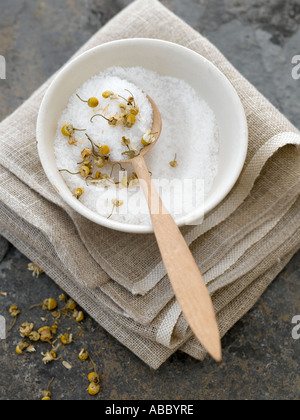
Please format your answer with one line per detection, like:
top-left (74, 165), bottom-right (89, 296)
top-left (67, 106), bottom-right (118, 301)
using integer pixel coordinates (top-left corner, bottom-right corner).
top-left (112, 95), bottom-right (222, 362)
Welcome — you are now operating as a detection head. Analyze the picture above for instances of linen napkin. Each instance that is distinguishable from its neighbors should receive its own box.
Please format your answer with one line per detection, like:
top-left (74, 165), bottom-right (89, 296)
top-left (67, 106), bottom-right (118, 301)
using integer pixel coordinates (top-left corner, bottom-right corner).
top-left (0, 0), bottom-right (300, 369)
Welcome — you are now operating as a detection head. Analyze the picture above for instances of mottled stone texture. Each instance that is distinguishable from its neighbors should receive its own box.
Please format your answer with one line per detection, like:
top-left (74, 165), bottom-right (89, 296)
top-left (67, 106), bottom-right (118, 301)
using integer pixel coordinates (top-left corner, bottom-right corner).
top-left (0, 0), bottom-right (299, 400)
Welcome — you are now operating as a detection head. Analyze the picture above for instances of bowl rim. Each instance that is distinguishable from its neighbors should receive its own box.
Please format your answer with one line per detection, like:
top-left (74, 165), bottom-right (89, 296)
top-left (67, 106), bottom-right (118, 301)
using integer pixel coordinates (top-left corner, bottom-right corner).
top-left (37, 38), bottom-right (248, 234)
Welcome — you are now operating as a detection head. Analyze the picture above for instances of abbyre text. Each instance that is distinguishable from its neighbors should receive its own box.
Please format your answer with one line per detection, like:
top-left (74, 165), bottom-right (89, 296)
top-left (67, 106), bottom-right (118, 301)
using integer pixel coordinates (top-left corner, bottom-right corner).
top-left (148, 405), bottom-right (194, 415)
top-left (0, 55), bottom-right (6, 80)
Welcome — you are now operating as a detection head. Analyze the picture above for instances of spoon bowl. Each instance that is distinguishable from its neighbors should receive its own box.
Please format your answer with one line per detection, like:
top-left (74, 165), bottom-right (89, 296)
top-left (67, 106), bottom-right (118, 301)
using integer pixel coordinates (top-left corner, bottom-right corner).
top-left (110, 95), bottom-right (162, 164)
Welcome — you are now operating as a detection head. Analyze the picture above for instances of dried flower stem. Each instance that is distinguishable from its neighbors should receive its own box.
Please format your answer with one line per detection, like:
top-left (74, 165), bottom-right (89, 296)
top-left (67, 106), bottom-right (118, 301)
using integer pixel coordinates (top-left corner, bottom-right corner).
top-left (28, 303), bottom-right (43, 310)
top-left (107, 204), bottom-right (116, 220)
top-left (76, 94), bottom-right (88, 103)
top-left (124, 89), bottom-right (136, 107)
top-left (89, 354), bottom-right (98, 373)
top-left (85, 134), bottom-right (102, 157)
top-left (90, 114), bottom-right (111, 124)
top-left (47, 377), bottom-right (55, 390)
top-left (59, 169), bottom-right (80, 175)
top-left (8, 317), bottom-right (17, 333)
top-left (110, 163), bottom-right (125, 178)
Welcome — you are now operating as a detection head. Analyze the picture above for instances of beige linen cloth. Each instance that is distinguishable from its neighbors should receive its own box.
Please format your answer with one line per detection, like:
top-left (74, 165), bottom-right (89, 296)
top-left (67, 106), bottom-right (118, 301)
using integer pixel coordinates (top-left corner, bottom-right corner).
top-left (0, 0), bottom-right (300, 369)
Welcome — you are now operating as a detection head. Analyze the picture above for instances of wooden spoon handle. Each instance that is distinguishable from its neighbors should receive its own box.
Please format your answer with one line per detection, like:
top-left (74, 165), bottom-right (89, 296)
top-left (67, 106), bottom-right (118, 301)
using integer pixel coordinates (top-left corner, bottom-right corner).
top-left (131, 155), bottom-right (222, 362)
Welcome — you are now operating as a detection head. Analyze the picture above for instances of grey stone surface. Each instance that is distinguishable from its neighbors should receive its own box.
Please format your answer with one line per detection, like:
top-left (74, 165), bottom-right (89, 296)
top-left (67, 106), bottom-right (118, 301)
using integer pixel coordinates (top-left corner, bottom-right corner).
top-left (0, 0), bottom-right (299, 400)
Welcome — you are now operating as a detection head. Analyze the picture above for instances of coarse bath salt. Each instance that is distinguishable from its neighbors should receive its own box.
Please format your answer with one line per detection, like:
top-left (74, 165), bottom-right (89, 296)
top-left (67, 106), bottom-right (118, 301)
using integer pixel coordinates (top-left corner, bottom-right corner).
top-left (54, 66), bottom-right (219, 227)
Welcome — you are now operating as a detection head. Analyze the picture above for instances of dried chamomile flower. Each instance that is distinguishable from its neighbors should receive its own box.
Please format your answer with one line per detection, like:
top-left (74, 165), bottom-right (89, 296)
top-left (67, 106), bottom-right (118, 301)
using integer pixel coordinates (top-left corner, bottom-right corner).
top-left (108, 199), bottom-right (124, 219)
top-left (81, 147), bottom-right (93, 162)
top-left (85, 160), bottom-right (94, 171)
top-left (61, 124), bottom-right (86, 137)
top-left (119, 101), bottom-right (139, 118)
top-left (88, 371), bottom-right (101, 396)
top-left (88, 97), bottom-right (99, 108)
top-left (121, 136), bottom-right (131, 147)
top-left (169, 154), bottom-right (178, 168)
top-left (65, 299), bottom-right (77, 311)
top-left (102, 90), bottom-right (112, 99)
top-left (131, 106), bottom-right (139, 116)
top-left (112, 199), bottom-right (124, 207)
top-left (38, 326), bottom-right (53, 343)
top-left (29, 298), bottom-right (58, 312)
top-left (119, 103), bottom-right (128, 116)
top-left (79, 165), bottom-right (90, 177)
top-left (88, 382), bottom-right (101, 396)
top-left (88, 372), bottom-right (100, 384)
top-left (73, 310), bottom-right (84, 323)
top-left (8, 305), bottom-right (20, 332)
top-left (125, 114), bottom-right (136, 128)
top-left (94, 156), bottom-right (106, 168)
top-left (61, 332), bottom-right (73, 345)
top-left (127, 173), bottom-right (139, 189)
top-left (26, 345), bottom-right (36, 353)
top-left (43, 298), bottom-right (58, 311)
top-left (79, 348), bottom-right (89, 361)
top-left (119, 173), bottom-right (136, 189)
top-left (20, 322), bottom-right (34, 338)
top-left (29, 331), bottom-right (40, 342)
top-left (141, 130), bottom-right (156, 146)
top-left (42, 350), bottom-right (57, 365)
top-left (16, 341), bottom-right (29, 355)
top-left (61, 124), bottom-right (73, 137)
top-left (102, 91), bottom-right (118, 99)
top-left (59, 294), bottom-right (67, 303)
top-left (123, 139), bottom-right (138, 156)
top-left (67, 137), bottom-right (78, 146)
top-left (73, 187), bottom-right (84, 200)
top-left (51, 311), bottom-right (61, 320)
top-left (9, 305), bottom-right (20, 318)
top-left (118, 89), bottom-right (136, 107)
top-left (28, 262), bottom-right (44, 278)
top-left (41, 378), bottom-right (54, 401)
top-left (76, 94), bottom-right (99, 108)
top-left (51, 324), bottom-right (58, 335)
top-left (99, 145), bottom-right (110, 156)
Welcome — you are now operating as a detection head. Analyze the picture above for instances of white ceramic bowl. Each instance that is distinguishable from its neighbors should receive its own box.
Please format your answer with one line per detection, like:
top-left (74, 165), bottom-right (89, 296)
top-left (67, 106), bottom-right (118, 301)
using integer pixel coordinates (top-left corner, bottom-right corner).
top-left (37, 39), bottom-right (248, 234)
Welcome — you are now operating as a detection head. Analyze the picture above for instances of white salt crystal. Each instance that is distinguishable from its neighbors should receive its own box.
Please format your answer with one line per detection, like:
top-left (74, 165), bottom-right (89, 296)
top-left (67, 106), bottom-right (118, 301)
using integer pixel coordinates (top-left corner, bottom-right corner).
top-left (54, 66), bottom-right (219, 227)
